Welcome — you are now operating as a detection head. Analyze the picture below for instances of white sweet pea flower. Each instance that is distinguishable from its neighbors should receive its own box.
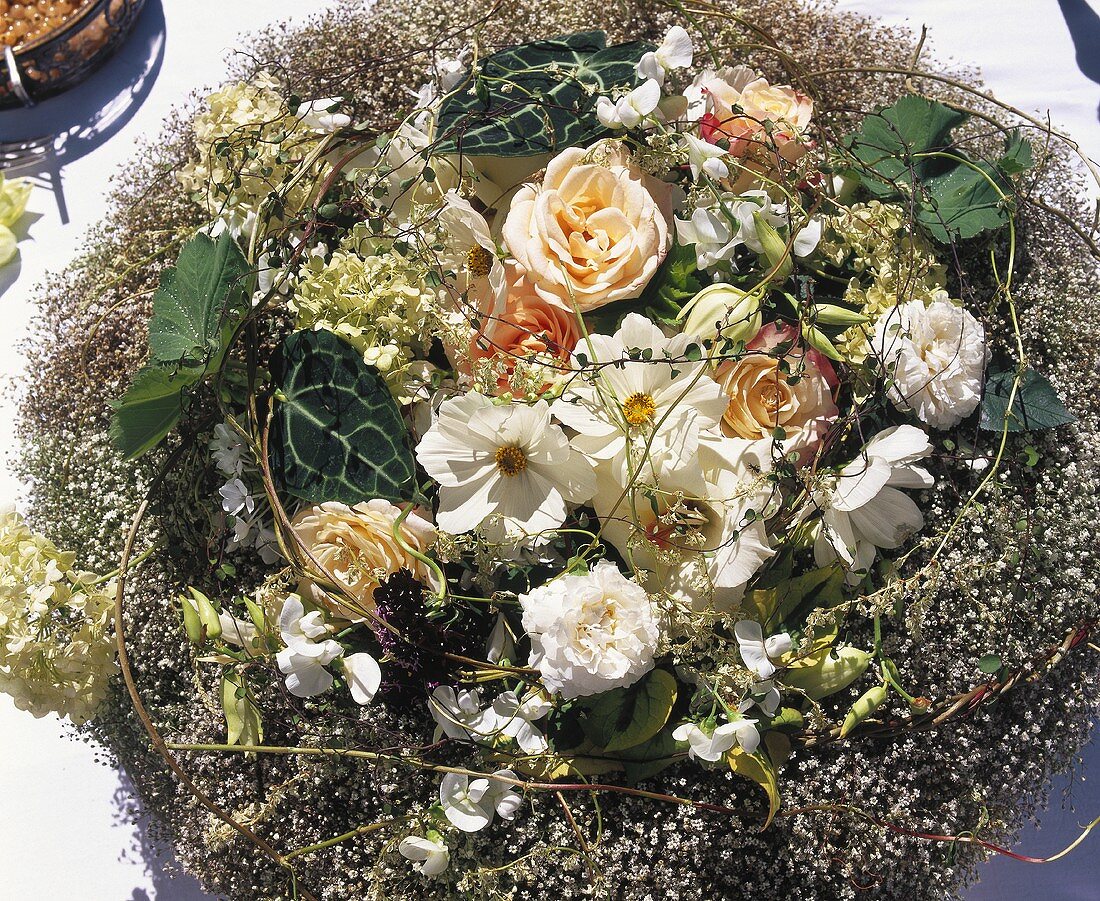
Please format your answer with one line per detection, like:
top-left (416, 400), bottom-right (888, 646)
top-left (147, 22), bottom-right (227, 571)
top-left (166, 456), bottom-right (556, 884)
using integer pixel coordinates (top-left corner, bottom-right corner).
top-left (296, 97), bottom-right (352, 132)
top-left (740, 679), bottom-right (781, 717)
top-left (415, 393), bottom-right (596, 538)
top-left (683, 132), bottom-right (729, 182)
top-left (275, 596), bottom-right (344, 697)
top-left (636, 25), bottom-right (694, 85)
top-left (734, 620), bottom-right (792, 679)
top-left (399, 834), bottom-right (450, 876)
top-left (491, 690), bottom-right (552, 753)
top-left (673, 716), bottom-right (759, 761)
top-left (342, 653), bottom-right (382, 705)
top-left (485, 612), bottom-right (516, 664)
top-left (596, 78), bottom-right (662, 129)
top-left (218, 478), bottom-right (255, 517)
top-left (428, 685), bottom-right (501, 743)
top-left (813, 425), bottom-right (934, 581)
top-left (439, 770), bottom-right (522, 832)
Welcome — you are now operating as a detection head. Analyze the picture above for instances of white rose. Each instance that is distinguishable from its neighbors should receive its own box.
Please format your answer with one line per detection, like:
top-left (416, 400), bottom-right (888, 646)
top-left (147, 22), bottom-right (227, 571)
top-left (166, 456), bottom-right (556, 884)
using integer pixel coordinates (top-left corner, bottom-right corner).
top-left (519, 561), bottom-right (660, 699)
top-left (290, 499), bottom-right (437, 621)
top-left (872, 299), bottom-right (988, 430)
top-left (502, 141), bottom-right (672, 312)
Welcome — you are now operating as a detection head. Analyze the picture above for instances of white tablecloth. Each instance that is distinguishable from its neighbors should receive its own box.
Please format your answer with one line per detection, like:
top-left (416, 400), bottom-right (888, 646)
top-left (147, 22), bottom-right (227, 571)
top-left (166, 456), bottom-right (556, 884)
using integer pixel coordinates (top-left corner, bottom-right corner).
top-left (0, 1), bottom-right (1097, 897)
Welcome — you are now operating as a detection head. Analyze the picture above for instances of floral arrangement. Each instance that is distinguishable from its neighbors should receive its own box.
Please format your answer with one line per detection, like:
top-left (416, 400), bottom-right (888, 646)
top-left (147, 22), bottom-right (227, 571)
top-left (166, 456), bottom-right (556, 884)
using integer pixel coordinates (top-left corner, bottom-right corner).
top-left (8, 1), bottom-right (1100, 899)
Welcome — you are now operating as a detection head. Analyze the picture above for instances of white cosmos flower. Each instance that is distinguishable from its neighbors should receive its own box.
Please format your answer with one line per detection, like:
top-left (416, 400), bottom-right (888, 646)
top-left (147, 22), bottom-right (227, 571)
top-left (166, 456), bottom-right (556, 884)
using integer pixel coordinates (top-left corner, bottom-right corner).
top-left (673, 716), bottom-right (759, 761)
top-left (596, 78), bottom-right (662, 129)
top-left (872, 299), bottom-right (988, 430)
top-left (734, 620), bottom-right (792, 679)
top-left (399, 834), bottom-right (450, 876)
top-left (520, 561), bottom-right (660, 699)
top-left (439, 770), bottom-right (522, 832)
top-left (415, 392), bottom-right (596, 537)
top-left (637, 26), bottom-right (694, 85)
top-left (275, 595), bottom-right (344, 697)
top-left (342, 653), bottom-right (382, 705)
top-left (554, 313), bottom-right (726, 478)
top-left (813, 425), bottom-right (934, 581)
top-left (437, 191), bottom-right (507, 322)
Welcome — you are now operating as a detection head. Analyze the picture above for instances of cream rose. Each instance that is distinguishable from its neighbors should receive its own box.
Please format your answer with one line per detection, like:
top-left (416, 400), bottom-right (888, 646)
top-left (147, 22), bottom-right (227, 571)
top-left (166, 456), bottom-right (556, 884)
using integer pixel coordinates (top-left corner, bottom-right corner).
top-left (291, 500), bottom-right (437, 621)
top-left (502, 141), bottom-right (672, 312)
top-left (716, 323), bottom-right (838, 458)
top-left (692, 66), bottom-right (814, 193)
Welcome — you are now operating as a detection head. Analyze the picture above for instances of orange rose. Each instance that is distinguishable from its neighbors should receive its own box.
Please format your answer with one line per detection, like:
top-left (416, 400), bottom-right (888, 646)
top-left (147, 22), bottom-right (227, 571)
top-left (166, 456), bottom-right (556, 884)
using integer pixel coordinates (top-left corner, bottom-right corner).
top-left (469, 269), bottom-right (580, 396)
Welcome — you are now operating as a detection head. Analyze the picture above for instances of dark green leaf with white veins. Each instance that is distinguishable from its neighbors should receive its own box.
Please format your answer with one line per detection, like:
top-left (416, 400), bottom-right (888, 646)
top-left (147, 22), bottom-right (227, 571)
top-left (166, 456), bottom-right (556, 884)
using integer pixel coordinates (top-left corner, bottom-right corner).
top-left (435, 31), bottom-right (654, 157)
top-left (580, 668), bottom-right (678, 753)
top-left (271, 329), bottom-right (416, 505)
top-left (148, 231), bottom-right (250, 367)
top-left (979, 366), bottom-right (1075, 432)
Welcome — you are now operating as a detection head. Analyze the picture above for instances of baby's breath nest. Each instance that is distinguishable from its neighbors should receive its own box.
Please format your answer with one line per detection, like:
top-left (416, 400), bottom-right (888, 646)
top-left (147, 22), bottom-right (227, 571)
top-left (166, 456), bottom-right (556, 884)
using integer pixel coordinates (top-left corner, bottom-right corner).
top-left (16, 0), bottom-right (1100, 898)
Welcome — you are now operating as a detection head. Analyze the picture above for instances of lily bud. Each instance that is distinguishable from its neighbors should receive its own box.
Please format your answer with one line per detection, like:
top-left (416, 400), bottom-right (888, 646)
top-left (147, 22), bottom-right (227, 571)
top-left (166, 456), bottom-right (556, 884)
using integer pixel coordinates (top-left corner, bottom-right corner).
top-left (753, 212), bottom-right (793, 282)
top-left (678, 282), bottom-right (762, 344)
top-left (812, 303), bottom-right (870, 327)
top-left (802, 324), bottom-right (844, 361)
top-left (783, 646), bottom-right (871, 700)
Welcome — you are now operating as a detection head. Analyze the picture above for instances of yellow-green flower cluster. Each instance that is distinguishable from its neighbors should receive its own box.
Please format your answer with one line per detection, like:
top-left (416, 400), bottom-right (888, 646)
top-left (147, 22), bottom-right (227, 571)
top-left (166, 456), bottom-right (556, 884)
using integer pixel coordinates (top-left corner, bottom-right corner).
top-left (176, 72), bottom-right (318, 236)
top-left (819, 201), bottom-right (949, 360)
top-left (0, 512), bottom-right (118, 724)
top-left (289, 226), bottom-right (437, 398)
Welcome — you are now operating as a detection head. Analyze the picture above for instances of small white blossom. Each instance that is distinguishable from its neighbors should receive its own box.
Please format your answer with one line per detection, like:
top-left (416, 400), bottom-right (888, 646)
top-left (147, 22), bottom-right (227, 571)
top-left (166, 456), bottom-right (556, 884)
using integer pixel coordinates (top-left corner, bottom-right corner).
top-left (636, 26), bottom-right (694, 85)
top-left (218, 478), bottom-right (255, 517)
top-left (439, 770), bottom-right (522, 832)
top-left (673, 716), bottom-right (759, 761)
top-left (734, 620), bottom-right (792, 679)
top-left (399, 834), bottom-right (449, 876)
top-left (682, 132), bottom-right (729, 181)
top-left (491, 690), bottom-right (552, 753)
top-left (596, 79), bottom-right (662, 129)
top-left (275, 595), bottom-right (344, 697)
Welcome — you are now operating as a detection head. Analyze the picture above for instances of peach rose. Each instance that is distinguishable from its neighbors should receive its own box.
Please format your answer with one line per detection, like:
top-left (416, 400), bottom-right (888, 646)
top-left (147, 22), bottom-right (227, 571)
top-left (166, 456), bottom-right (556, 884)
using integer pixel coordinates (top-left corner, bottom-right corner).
top-left (469, 268), bottom-right (580, 395)
top-left (290, 500), bottom-right (437, 621)
top-left (502, 141), bottom-right (672, 312)
top-left (692, 66), bottom-right (814, 193)
top-left (715, 322), bottom-right (838, 458)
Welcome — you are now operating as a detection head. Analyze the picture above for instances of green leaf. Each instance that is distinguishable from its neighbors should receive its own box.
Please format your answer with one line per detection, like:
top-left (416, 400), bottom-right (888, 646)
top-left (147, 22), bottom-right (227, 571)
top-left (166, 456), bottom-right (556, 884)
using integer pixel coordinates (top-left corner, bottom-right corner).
top-left (979, 367), bottom-right (1075, 432)
top-left (435, 31), bottom-right (653, 157)
top-left (222, 671), bottom-right (262, 748)
top-left (620, 727), bottom-right (687, 782)
top-left (148, 232), bottom-right (250, 366)
top-left (108, 364), bottom-right (202, 459)
top-left (727, 747), bottom-right (781, 828)
top-left (977, 653), bottom-right (1003, 675)
top-left (580, 668), bottom-right (678, 753)
top-left (109, 232), bottom-right (251, 459)
top-left (845, 95), bottom-right (1028, 242)
top-left (271, 329), bottom-right (417, 505)
top-left (636, 241), bottom-right (704, 325)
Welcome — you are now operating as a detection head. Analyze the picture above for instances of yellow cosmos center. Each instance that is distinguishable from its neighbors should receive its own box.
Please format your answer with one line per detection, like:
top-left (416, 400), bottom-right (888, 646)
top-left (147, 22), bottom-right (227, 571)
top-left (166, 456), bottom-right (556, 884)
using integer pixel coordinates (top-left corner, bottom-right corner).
top-left (622, 392), bottom-right (657, 426)
top-left (466, 245), bottom-right (494, 279)
top-left (494, 445), bottom-right (528, 477)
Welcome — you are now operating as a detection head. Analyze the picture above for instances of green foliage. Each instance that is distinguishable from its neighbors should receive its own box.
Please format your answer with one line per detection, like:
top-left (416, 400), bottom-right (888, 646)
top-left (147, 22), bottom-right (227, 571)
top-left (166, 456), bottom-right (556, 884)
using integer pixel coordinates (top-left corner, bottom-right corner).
top-left (845, 95), bottom-right (1031, 242)
top-left (110, 232), bottom-right (250, 459)
top-left (977, 653), bottom-right (1004, 675)
top-left (727, 746), bottom-right (781, 828)
top-left (435, 31), bottom-right (653, 157)
top-left (743, 565), bottom-right (845, 633)
top-left (584, 242), bottom-right (703, 334)
top-left (222, 671), bottom-right (263, 748)
top-left (620, 726), bottom-right (687, 782)
top-left (839, 684), bottom-right (887, 738)
top-left (271, 329), bottom-right (417, 505)
top-left (979, 366), bottom-right (1075, 432)
top-left (580, 668), bottom-right (678, 753)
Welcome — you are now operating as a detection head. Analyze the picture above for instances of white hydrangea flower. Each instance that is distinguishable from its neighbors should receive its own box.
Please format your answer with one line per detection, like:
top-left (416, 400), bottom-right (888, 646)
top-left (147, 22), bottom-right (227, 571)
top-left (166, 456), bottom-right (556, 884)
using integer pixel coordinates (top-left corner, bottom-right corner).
top-left (439, 770), bottom-right (522, 832)
top-left (399, 834), bottom-right (450, 876)
top-left (415, 392), bottom-right (596, 537)
top-left (872, 299), bottom-right (988, 430)
top-left (813, 425), bottom-right (934, 580)
top-left (520, 561), bottom-right (660, 699)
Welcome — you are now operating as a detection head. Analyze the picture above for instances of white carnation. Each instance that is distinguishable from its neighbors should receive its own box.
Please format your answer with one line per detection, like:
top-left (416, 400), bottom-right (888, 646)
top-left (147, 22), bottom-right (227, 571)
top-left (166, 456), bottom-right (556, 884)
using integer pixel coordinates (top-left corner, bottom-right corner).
top-left (872, 299), bottom-right (988, 429)
top-left (519, 561), bottom-right (660, 699)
